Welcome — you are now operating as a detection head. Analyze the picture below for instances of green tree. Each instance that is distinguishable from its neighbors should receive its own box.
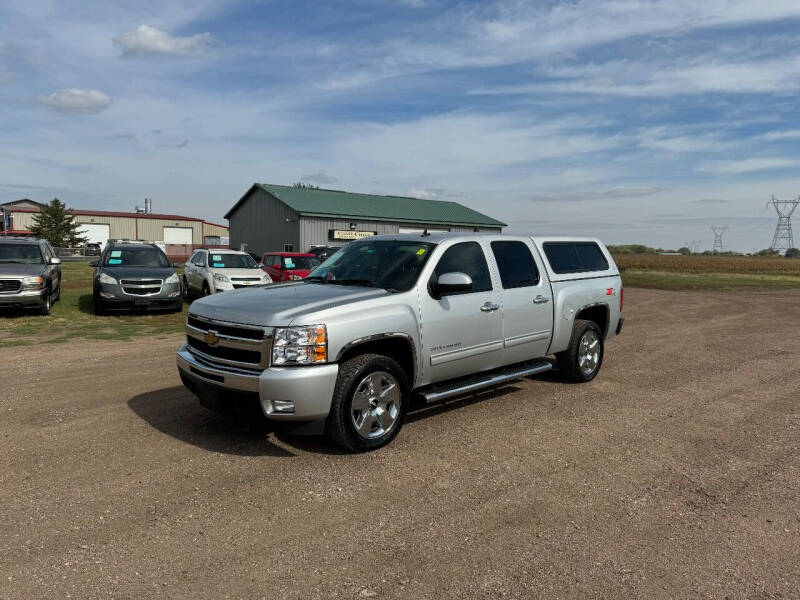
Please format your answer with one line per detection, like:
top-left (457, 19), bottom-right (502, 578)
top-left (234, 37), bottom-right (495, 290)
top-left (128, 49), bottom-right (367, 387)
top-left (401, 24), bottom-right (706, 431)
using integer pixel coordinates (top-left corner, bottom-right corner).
top-left (678, 246), bottom-right (691, 255)
top-left (754, 248), bottom-right (780, 257)
top-left (785, 247), bottom-right (800, 258)
top-left (29, 198), bottom-right (87, 247)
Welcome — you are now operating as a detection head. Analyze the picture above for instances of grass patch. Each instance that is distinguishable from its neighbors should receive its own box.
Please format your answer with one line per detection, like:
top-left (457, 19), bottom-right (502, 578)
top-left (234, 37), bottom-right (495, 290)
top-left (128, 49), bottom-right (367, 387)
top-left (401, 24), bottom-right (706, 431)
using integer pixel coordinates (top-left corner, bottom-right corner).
top-left (620, 268), bottom-right (800, 291)
top-left (0, 261), bottom-right (188, 347)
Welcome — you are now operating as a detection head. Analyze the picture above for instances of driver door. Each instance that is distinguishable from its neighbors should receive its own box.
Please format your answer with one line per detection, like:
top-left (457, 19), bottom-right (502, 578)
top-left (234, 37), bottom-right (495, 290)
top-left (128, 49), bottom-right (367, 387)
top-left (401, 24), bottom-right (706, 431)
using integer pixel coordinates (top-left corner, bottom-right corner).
top-left (418, 241), bottom-right (503, 384)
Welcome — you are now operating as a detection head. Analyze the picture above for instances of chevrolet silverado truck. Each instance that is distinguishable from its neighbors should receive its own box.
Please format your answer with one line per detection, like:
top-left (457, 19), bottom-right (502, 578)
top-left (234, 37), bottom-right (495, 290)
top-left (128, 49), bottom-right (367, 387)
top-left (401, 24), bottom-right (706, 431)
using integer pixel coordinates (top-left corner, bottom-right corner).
top-left (177, 233), bottom-right (623, 451)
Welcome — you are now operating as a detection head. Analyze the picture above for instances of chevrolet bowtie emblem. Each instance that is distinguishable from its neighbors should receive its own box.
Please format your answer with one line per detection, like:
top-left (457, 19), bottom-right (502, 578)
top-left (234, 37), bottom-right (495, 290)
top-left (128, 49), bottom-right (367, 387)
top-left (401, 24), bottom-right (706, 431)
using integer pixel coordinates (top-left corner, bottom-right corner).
top-left (204, 331), bottom-right (220, 346)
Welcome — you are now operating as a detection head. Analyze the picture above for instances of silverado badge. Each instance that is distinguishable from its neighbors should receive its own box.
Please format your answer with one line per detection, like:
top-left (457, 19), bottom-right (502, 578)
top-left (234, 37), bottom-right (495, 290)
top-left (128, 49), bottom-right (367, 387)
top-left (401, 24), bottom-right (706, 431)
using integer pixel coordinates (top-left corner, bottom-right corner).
top-left (204, 331), bottom-right (220, 346)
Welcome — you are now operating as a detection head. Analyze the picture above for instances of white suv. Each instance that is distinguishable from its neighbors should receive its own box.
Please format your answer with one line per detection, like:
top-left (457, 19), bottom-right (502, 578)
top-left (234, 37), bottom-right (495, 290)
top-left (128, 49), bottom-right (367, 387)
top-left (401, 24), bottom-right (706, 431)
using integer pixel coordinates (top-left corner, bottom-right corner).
top-left (183, 249), bottom-right (272, 296)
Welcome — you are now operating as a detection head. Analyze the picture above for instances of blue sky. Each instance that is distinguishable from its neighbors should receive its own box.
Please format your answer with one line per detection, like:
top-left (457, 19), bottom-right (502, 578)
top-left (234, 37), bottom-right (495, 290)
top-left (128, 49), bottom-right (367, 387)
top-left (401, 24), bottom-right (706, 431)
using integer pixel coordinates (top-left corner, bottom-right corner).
top-left (1, 0), bottom-right (799, 251)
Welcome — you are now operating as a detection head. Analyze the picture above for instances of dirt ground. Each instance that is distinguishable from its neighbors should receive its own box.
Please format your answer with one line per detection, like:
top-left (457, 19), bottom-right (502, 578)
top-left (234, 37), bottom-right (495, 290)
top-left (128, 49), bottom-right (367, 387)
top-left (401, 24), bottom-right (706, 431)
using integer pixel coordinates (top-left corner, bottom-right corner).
top-left (1, 288), bottom-right (799, 599)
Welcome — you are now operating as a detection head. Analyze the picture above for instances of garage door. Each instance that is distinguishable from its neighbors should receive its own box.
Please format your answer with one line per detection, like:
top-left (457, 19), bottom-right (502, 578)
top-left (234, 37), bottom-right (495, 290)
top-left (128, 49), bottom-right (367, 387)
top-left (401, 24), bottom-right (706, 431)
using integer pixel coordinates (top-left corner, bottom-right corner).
top-left (77, 223), bottom-right (110, 247)
top-left (162, 227), bottom-right (194, 244)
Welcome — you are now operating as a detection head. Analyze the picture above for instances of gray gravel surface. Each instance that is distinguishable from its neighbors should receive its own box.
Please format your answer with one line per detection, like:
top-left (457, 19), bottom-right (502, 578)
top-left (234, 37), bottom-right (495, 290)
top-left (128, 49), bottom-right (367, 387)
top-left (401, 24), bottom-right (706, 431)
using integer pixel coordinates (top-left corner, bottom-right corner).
top-left (1, 288), bottom-right (799, 599)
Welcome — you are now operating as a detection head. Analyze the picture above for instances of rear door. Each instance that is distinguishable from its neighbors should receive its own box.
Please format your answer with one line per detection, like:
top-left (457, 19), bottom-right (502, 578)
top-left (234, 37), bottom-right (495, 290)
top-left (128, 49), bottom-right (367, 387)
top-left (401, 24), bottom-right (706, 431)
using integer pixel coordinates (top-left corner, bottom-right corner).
top-left (419, 241), bottom-right (503, 383)
top-left (489, 239), bottom-right (553, 365)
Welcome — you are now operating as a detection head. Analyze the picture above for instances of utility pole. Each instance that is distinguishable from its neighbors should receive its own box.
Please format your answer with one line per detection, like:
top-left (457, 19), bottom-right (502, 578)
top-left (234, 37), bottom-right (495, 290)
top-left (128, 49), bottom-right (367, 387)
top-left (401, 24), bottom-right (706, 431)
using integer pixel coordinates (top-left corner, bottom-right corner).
top-left (711, 226), bottom-right (727, 253)
top-left (768, 195), bottom-right (799, 254)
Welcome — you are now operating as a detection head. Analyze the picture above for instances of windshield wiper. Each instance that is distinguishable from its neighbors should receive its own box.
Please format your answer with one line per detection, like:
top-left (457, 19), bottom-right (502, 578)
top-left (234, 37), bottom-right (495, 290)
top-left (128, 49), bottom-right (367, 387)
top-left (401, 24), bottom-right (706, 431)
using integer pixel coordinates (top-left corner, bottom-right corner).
top-left (305, 276), bottom-right (327, 283)
top-left (328, 279), bottom-right (375, 287)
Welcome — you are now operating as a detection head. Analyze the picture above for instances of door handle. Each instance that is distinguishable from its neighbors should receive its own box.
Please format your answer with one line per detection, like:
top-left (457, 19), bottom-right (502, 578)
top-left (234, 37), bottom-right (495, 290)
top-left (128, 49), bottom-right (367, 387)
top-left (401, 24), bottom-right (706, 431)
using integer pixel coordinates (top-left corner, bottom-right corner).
top-left (480, 302), bottom-right (500, 312)
top-left (533, 295), bottom-right (550, 304)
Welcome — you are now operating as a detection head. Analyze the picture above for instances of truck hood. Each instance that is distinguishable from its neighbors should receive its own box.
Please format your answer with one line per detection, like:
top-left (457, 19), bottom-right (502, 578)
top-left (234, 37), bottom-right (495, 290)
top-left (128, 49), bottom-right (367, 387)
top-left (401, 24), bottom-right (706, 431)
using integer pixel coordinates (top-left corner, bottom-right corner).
top-left (0, 263), bottom-right (46, 277)
top-left (188, 281), bottom-right (388, 326)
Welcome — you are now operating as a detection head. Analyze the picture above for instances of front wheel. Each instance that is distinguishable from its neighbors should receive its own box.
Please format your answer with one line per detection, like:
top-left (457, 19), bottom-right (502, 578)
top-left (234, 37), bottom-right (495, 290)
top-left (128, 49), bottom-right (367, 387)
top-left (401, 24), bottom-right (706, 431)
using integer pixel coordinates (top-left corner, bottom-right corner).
top-left (556, 319), bottom-right (604, 382)
top-left (326, 353), bottom-right (409, 451)
top-left (39, 289), bottom-right (52, 316)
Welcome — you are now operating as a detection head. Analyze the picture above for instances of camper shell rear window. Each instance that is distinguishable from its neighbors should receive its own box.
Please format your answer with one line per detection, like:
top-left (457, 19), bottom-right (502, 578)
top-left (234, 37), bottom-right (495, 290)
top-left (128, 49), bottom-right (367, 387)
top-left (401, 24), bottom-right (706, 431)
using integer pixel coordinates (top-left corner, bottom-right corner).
top-left (542, 242), bottom-right (609, 275)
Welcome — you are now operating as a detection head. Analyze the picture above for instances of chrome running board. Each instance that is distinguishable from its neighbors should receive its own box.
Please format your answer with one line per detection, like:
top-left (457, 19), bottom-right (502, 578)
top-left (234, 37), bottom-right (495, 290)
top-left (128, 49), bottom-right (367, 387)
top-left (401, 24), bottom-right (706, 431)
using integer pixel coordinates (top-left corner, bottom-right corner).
top-left (419, 360), bottom-right (553, 404)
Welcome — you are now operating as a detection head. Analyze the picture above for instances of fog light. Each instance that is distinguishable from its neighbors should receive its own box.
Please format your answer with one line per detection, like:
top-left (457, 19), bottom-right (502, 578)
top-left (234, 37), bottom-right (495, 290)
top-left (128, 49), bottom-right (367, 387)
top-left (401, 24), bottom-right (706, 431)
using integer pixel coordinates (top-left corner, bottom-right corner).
top-left (271, 400), bottom-right (295, 413)
top-left (99, 291), bottom-right (115, 299)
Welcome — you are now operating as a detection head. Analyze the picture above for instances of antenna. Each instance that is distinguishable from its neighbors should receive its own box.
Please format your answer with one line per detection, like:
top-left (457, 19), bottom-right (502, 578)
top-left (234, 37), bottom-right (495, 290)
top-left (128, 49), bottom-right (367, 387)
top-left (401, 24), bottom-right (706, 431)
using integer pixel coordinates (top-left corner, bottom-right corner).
top-left (710, 226), bottom-right (727, 253)
top-left (767, 194), bottom-right (799, 254)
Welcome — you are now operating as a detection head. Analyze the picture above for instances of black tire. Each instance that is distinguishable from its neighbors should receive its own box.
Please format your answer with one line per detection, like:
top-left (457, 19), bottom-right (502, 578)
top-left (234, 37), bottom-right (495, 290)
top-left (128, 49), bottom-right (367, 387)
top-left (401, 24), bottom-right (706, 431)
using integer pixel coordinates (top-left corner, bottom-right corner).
top-left (93, 291), bottom-right (106, 316)
top-left (54, 282), bottom-right (61, 302)
top-left (556, 319), bottom-right (604, 383)
top-left (202, 281), bottom-right (210, 297)
top-left (39, 288), bottom-right (52, 316)
top-left (182, 276), bottom-right (191, 299)
top-left (326, 353), bottom-right (409, 452)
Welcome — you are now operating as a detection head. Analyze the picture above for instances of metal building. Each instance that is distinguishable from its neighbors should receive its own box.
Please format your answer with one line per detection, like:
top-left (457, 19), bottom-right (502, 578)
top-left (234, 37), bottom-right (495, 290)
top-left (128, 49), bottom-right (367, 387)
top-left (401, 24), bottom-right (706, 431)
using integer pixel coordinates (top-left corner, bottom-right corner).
top-left (225, 183), bottom-right (506, 255)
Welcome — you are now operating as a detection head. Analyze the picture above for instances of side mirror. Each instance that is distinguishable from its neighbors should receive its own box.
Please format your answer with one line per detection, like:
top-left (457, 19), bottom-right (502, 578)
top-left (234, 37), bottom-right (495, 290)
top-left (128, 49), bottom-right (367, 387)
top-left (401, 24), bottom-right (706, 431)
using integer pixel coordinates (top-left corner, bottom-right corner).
top-left (89, 260), bottom-right (99, 267)
top-left (431, 272), bottom-right (473, 298)
top-left (49, 257), bottom-right (61, 265)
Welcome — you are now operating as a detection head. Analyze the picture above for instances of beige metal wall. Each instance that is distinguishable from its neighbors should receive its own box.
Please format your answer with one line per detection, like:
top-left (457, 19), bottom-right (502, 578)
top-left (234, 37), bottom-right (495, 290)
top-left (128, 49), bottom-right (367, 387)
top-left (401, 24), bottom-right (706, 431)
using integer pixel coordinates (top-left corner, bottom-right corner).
top-left (11, 210), bottom-right (228, 244)
top-left (202, 222), bottom-right (230, 238)
top-left (299, 216), bottom-right (501, 249)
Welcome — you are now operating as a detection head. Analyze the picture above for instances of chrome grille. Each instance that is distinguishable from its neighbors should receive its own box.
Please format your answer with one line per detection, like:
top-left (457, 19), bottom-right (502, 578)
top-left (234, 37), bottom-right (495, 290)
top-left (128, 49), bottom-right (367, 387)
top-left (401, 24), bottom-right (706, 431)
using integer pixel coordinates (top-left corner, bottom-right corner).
top-left (186, 313), bottom-right (270, 371)
top-left (121, 279), bottom-right (162, 296)
top-left (231, 277), bottom-right (263, 289)
top-left (0, 279), bottom-right (22, 293)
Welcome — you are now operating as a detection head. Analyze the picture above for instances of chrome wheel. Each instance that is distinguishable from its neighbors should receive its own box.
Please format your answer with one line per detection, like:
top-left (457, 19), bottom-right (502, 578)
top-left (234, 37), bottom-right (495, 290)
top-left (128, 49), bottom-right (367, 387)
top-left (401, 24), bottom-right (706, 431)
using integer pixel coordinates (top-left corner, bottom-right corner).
top-left (578, 330), bottom-right (600, 375)
top-left (350, 371), bottom-right (401, 440)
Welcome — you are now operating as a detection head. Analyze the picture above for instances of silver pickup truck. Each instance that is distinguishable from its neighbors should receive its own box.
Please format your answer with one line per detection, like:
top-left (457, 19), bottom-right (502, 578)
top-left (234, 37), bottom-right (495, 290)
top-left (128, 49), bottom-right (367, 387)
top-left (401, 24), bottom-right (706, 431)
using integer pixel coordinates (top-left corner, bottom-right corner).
top-left (177, 233), bottom-right (623, 450)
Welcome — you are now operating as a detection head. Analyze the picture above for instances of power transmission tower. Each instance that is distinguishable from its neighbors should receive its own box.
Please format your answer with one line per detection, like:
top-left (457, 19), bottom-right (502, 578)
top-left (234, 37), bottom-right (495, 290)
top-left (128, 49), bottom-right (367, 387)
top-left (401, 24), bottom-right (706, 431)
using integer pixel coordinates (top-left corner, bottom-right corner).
top-left (768, 195), bottom-right (799, 253)
top-left (711, 226), bottom-right (727, 253)
top-left (685, 239), bottom-right (701, 254)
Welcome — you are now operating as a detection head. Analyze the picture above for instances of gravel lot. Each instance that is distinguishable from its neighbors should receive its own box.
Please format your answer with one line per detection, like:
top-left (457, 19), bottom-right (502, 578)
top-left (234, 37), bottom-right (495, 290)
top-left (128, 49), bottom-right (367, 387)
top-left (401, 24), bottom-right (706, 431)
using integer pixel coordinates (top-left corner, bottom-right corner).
top-left (2, 288), bottom-right (799, 599)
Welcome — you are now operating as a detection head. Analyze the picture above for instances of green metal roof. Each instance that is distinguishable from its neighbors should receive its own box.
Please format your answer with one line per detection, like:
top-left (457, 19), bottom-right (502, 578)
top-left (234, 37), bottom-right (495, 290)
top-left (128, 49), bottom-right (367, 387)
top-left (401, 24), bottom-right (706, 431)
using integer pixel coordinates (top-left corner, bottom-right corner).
top-left (225, 183), bottom-right (506, 228)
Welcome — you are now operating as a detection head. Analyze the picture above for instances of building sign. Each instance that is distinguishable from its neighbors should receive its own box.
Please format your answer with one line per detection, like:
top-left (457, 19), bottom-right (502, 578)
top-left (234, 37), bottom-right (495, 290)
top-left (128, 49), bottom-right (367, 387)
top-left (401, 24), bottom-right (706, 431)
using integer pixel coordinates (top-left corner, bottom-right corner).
top-left (329, 229), bottom-right (378, 240)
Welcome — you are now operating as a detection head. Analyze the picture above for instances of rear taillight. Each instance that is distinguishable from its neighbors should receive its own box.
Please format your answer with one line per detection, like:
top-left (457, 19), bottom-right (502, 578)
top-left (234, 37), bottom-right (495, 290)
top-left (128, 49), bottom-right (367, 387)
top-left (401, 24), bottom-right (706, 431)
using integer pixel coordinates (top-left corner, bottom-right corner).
top-left (620, 285), bottom-right (624, 312)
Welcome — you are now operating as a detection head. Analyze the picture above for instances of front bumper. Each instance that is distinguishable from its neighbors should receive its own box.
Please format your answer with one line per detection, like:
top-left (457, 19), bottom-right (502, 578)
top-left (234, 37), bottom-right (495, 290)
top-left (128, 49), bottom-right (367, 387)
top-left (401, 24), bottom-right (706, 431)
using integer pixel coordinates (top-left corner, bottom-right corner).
top-left (0, 289), bottom-right (47, 308)
top-left (176, 342), bottom-right (339, 421)
top-left (98, 282), bottom-right (182, 310)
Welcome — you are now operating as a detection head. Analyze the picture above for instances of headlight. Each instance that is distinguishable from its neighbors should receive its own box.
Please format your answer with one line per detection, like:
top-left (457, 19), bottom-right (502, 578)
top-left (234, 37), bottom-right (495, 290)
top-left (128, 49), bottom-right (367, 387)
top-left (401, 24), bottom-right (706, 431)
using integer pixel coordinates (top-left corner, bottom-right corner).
top-left (290, 274), bottom-right (303, 281)
top-left (262, 274), bottom-right (272, 284)
top-left (165, 273), bottom-right (179, 284)
top-left (272, 325), bottom-right (327, 365)
top-left (98, 273), bottom-right (117, 285)
top-left (21, 275), bottom-right (44, 290)
top-left (213, 273), bottom-right (229, 283)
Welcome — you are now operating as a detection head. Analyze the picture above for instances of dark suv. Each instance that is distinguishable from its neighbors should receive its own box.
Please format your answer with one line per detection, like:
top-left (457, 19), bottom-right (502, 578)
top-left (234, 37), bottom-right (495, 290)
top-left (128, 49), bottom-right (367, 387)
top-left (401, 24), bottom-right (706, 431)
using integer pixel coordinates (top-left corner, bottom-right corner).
top-left (91, 242), bottom-right (182, 314)
top-left (0, 237), bottom-right (62, 315)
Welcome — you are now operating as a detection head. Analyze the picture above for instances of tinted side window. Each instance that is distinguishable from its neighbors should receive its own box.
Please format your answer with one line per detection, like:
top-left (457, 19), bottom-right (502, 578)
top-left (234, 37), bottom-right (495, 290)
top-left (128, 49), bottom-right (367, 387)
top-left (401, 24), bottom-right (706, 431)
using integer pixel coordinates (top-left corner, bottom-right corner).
top-left (433, 242), bottom-right (492, 294)
top-left (543, 242), bottom-right (609, 274)
top-left (575, 243), bottom-right (609, 271)
top-left (192, 252), bottom-right (206, 266)
top-left (490, 241), bottom-right (540, 288)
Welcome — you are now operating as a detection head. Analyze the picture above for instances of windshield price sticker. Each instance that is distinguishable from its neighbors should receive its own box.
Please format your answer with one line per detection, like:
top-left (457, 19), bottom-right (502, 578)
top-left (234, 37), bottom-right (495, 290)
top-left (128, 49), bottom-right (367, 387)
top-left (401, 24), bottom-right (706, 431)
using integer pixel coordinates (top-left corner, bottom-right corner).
top-left (213, 263), bottom-right (225, 267)
top-left (284, 258), bottom-right (295, 268)
top-left (110, 250), bottom-right (122, 257)
top-left (212, 255), bottom-right (222, 261)
top-left (108, 259), bottom-right (122, 264)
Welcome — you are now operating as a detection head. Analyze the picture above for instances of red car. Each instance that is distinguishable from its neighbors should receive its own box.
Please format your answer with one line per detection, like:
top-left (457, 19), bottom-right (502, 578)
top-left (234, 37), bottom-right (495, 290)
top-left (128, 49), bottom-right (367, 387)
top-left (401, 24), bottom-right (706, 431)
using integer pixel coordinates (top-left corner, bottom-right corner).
top-left (261, 252), bottom-right (321, 282)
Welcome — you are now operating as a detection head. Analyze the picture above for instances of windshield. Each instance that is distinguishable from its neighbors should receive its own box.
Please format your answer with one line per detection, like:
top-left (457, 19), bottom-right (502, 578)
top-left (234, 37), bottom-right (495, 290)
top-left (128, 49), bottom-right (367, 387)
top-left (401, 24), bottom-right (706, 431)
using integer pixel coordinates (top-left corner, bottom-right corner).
top-left (282, 256), bottom-right (320, 270)
top-left (307, 240), bottom-right (436, 292)
top-left (209, 253), bottom-right (257, 269)
top-left (103, 247), bottom-right (170, 268)
top-left (0, 244), bottom-right (43, 264)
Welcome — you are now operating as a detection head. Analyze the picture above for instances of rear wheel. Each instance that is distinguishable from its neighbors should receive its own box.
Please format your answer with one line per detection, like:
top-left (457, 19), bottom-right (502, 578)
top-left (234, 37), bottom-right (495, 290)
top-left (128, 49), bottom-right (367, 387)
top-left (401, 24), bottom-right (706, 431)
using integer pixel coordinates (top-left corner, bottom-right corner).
top-left (556, 319), bottom-right (604, 382)
top-left (326, 353), bottom-right (408, 451)
top-left (202, 281), bottom-right (210, 297)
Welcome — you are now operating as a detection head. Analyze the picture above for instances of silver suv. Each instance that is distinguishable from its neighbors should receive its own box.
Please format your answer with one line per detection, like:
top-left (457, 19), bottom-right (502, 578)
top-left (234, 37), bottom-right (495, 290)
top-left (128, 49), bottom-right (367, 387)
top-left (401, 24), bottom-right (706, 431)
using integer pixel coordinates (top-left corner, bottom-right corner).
top-left (0, 237), bottom-right (62, 315)
top-left (183, 248), bottom-right (271, 296)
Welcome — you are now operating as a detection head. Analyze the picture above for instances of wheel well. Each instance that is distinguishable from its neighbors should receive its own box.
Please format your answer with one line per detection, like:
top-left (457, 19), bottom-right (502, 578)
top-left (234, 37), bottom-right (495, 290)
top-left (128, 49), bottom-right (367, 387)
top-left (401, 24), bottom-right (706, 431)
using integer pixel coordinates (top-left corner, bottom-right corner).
top-left (575, 304), bottom-right (609, 337)
top-left (337, 337), bottom-right (416, 384)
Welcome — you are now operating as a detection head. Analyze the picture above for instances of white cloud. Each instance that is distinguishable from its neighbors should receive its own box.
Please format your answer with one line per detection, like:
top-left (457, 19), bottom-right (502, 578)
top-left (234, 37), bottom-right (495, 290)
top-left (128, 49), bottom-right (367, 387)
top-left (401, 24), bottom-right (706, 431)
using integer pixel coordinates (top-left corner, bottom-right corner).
top-left (530, 186), bottom-right (666, 202)
top-left (698, 157), bottom-right (800, 174)
top-left (38, 88), bottom-right (111, 114)
top-left (763, 129), bottom-right (800, 141)
top-left (301, 171), bottom-right (338, 184)
top-left (409, 188), bottom-right (438, 199)
top-left (114, 25), bottom-right (212, 57)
